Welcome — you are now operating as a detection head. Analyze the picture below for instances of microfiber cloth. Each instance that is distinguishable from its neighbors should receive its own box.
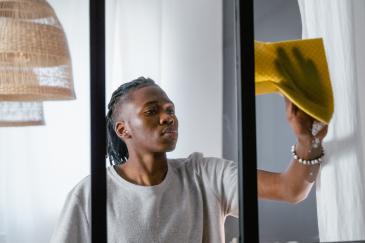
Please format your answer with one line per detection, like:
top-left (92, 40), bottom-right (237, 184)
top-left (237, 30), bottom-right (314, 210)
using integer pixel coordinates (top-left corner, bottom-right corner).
top-left (255, 38), bottom-right (334, 124)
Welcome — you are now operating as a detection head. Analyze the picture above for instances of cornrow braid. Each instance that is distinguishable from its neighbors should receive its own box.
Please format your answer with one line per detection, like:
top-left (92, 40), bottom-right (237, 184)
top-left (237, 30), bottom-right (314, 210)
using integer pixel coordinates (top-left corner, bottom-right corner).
top-left (106, 77), bottom-right (156, 165)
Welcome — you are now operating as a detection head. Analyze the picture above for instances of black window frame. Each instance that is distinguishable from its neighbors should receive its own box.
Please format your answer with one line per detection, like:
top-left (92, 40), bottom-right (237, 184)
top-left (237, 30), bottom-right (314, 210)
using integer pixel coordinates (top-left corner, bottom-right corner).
top-left (89, 0), bottom-right (260, 242)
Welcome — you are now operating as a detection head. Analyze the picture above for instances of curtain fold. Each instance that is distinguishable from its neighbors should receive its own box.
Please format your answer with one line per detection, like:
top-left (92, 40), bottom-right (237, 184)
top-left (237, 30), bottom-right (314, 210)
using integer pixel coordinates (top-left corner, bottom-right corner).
top-left (298, 0), bottom-right (365, 241)
top-left (105, 0), bottom-right (163, 98)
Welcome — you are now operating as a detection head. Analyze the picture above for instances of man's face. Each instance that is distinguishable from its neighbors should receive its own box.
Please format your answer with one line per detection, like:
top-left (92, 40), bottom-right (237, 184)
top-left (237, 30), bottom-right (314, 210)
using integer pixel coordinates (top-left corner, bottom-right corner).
top-left (115, 85), bottom-right (179, 153)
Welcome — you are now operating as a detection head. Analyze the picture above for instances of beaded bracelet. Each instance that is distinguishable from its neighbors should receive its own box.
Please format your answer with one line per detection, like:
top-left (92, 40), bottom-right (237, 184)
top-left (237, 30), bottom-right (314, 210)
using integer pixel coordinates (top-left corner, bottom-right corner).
top-left (291, 144), bottom-right (325, 165)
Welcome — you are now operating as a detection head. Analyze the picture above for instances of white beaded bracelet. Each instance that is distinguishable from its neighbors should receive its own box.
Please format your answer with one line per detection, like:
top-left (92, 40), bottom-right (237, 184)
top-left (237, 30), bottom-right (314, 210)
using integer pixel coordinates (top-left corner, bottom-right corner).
top-left (291, 144), bottom-right (324, 165)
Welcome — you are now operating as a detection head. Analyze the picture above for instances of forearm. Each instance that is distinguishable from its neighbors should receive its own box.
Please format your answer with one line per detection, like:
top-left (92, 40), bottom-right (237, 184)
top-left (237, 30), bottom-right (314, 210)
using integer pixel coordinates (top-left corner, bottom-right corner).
top-left (281, 161), bottom-right (320, 203)
top-left (257, 98), bottom-right (328, 203)
top-left (258, 142), bottom-right (322, 203)
top-left (258, 170), bottom-right (284, 201)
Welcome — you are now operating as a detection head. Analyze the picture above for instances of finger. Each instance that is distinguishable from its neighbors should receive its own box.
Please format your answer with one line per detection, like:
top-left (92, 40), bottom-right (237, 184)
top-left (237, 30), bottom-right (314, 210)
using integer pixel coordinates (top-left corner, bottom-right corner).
top-left (292, 47), bottom-right (306, 67)
top-left (290, 101), bottom-right (299, 116)
top-left (276, 47), bottom-right (298, 79)
top-left (293, 109), bottom-right (314, 134)
top-left (277, 47), bottom-right (291, 66)
top-left (284, 97), bottom-right (295, 120)
top-left (315, 125), bottom-right (328, 140)
top-left (306, 59), bottom-right (321, 84)
top-left (274, 59), bottom-right (292, 82)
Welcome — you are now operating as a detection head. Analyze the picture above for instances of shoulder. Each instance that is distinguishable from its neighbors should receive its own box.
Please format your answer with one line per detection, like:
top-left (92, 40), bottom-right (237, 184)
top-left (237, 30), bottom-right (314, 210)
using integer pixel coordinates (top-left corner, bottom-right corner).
top-left (167, 152), bottom-right (204, 172)
top-left (51, 176), bottom-right (92, 242)
top-left (65, 175), bottom-right (91, 207)
top-left (168, 152), bottom-right (236, 176)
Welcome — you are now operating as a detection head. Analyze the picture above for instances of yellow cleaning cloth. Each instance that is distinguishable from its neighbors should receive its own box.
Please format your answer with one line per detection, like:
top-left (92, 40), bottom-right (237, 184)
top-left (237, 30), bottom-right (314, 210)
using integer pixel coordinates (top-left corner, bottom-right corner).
top-left (255, 38), bottom-right (334, 124)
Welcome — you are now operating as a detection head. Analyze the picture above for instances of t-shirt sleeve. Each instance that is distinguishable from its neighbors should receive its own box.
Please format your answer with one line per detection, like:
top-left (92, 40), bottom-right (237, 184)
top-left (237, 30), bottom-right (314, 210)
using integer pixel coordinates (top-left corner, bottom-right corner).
top-left (50, 187), bottom-right (91, 243)
top-left (191, 153), bottom-right (239, 218)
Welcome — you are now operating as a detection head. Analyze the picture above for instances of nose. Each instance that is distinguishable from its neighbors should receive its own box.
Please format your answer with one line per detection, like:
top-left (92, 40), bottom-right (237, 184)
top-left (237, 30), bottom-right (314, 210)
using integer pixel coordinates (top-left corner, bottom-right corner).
top-left (160, 112), bottom-right (175, 125)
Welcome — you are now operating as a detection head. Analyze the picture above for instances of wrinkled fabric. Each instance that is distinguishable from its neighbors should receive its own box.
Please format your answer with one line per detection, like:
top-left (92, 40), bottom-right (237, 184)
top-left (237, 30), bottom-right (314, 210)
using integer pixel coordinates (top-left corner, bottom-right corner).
top-left (298, 0), bottom-right (365, 241)
top-left (255, 38), bottom-right (334, 124)
top-left (50, 153), bottom-right (238, 243)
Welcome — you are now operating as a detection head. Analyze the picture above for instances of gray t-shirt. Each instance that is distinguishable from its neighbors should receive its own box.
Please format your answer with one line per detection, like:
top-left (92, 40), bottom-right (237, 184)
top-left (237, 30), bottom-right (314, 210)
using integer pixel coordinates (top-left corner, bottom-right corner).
top-left (50, 152), bottom-right (238, 243)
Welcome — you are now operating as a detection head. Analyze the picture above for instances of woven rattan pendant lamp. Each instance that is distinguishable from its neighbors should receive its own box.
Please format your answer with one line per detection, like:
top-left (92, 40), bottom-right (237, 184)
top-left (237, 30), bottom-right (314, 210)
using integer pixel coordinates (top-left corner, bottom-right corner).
top-left (0, 0), bottom-right (75, 101)
top-left (0, 101), bottom-right (44, 126)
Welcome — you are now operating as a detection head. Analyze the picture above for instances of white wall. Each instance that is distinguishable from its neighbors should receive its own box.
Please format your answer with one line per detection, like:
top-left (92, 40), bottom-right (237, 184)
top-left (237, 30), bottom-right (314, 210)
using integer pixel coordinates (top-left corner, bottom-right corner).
top-left (160, 0), bottom-right (223, 158)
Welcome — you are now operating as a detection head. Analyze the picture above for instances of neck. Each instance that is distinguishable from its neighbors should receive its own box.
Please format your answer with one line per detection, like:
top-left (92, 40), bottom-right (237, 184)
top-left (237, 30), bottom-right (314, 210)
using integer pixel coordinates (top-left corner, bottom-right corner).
top-left (116, 151), bottom-right (168, 186)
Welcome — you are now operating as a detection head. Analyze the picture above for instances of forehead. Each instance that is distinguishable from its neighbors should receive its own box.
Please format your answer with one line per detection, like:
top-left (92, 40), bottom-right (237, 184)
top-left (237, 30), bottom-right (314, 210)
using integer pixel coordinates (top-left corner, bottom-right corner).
top-left (128, 85), bottom-right (173, 107)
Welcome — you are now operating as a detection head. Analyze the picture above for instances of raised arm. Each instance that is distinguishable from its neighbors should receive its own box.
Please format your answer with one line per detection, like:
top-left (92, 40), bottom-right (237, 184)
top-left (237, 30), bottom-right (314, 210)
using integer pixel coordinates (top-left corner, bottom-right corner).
top-left (257, 98), bottom-right (328, 204)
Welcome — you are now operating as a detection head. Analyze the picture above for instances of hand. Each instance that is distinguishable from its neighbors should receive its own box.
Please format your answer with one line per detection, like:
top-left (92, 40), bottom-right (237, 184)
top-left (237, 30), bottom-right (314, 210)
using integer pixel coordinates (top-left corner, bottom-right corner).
top-left (285, 98), bottom-right (328, 156)
top-left (275, 47), bottom-right (326, 105)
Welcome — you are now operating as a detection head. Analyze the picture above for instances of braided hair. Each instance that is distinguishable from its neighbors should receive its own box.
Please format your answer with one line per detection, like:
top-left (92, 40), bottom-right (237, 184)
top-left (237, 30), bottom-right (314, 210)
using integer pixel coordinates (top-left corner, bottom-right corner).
top-left (106, 77), bottom-right (157, 165)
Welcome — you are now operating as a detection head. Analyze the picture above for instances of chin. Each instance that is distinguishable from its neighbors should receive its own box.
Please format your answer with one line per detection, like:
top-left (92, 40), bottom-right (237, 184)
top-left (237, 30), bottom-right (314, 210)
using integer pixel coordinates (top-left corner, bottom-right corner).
top-left (160, 142), bottom-right (176, 151)
top-left (165, 145), bottom-right (176, 152)
top-left (161, 141), bottom-right (177, 152)
top-left (158, 136), bottom-right (178, 152)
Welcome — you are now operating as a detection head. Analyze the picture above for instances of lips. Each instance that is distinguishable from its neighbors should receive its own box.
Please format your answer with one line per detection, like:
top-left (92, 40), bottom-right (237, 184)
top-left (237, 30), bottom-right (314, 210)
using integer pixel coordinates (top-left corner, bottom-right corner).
top-left (161, 127), bottom-right (178, 136)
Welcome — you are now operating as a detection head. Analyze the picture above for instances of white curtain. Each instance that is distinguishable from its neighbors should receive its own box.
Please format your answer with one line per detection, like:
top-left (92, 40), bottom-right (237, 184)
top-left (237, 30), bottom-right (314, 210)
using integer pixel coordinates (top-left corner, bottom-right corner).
top-left (105, 0), bottom-right (163, 91)
top-left (0, 0), bottom-right (90, 242)
top-left (106, 0), bottom-right (223, 159)
top-left (298, 0), bottom-right (365, 241)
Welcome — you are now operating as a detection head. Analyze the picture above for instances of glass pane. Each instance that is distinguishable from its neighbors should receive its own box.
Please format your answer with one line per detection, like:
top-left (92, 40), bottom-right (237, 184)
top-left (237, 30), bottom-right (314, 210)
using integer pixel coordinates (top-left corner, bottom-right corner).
top-left (255, 0), bottom-right (365, 242)
top-left (0, 0), bottom-right (90, 242)
top-left (255, 0), bottom-right (319, 242)
top-left (105, 0), bottom-right (239, 242)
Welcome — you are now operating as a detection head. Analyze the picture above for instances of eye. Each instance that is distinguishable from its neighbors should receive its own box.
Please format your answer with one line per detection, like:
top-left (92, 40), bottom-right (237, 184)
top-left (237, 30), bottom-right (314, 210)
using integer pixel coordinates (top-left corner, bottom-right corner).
top-left (144, 106), bottom-right (158, 116)
top-left (166, 107), bottom-right (175, 115)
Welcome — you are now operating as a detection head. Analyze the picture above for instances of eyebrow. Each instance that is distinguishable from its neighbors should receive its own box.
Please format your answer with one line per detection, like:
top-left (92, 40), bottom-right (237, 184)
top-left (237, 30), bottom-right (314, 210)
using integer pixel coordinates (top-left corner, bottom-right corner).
top-left (143, 100), bottom-right (174, 107)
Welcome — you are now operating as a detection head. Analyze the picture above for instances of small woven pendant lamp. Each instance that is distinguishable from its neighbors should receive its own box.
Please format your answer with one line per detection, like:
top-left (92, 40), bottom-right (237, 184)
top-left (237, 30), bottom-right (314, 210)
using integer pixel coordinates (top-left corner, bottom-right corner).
top-left (0, 101), bottom-right (44, 126)
top-left (0, 0), bottom-right (75, 101)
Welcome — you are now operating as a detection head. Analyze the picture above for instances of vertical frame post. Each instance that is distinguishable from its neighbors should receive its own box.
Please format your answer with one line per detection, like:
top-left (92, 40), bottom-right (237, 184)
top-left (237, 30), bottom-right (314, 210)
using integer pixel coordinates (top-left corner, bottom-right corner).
top-left (236, 0), bottom-right (259, 242)
top-left (90, 0), bottom-right (107, 242)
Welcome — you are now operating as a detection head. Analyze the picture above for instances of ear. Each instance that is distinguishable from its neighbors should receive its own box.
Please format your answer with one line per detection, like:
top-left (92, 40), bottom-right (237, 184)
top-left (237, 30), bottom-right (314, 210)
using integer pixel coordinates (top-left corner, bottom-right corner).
top-left (115, 121), bottom-right (131, 140)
